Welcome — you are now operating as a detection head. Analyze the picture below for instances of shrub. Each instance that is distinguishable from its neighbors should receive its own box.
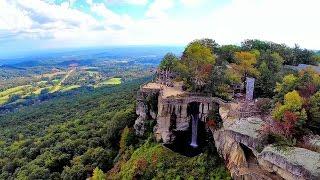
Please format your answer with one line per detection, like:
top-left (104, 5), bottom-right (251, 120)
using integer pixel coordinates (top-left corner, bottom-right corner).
top-left (256, 98), bottom-right (272, 115)
top-left (92, 167), bottom-right (106, 180)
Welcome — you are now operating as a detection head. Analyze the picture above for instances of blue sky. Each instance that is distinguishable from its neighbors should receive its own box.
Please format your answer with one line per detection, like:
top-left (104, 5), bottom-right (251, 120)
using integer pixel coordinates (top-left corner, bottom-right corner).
top-left (0, 0), bottom-right (319, 58)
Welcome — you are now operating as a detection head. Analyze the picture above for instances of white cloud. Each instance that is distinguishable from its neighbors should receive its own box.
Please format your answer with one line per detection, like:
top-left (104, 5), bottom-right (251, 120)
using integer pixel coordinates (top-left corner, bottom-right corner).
top-left (105, 0), bottom-right (149, 6)
top-left (145, 0), bottom-right (174, 19)
top-left (179, 0), bottom-right (206, 7)
top-left (0, 0), bottom-right (33, 31)
top-left (68, 0), bottom-right (77, 6)
top-left (91, 3), bottom-right (133, 30)
top-left (1, 0), bottom-right (320, 53)
top-left (124, 0), bottom-right (148, 5)
top-left (86, 0), bottom-right (93, 5)
top-left (207, 0), bottom-right (320, 49)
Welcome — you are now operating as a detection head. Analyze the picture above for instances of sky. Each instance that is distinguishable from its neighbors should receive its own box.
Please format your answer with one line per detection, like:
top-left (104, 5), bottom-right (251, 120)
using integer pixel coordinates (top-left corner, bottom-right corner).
top-left (0, 0), bottom-right (319, 58)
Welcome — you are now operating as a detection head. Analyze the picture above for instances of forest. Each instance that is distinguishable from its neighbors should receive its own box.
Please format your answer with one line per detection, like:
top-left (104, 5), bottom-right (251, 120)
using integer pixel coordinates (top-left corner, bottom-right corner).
top-left (0, 77), bottom-right (148, 179)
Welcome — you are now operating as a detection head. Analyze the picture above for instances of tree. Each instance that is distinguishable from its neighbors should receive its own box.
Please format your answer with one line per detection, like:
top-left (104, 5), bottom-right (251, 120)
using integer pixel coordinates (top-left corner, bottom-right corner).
top-left (241, 39), bottom-right (271, 51)
top-left (275, 74), bottom-right (299, 102)
top-left (183, 38), bottom-right (219, 55)
top-left (61, 164), bottom-right (87, 180)
top-left (241, 39), bottom-right (317, 65)
top-left (232, 51), bottom-right (259, 80)
top-left (216, 45), bottom-right (241, 64)
top-left (92, 167), bottom-right (106, 180)
top-left (259, 51), bottom-right (284, 72)
top-left (181, 42), bottom-right (216, 89)
top-left (159, 53), bottom-right (179, 71)
top-left (119, 126), bottom-right (135, 152)
top-left (309, 91), bottom-right (320, 132)
top-left (255, 51), bottom-right (284, 97)
top-left (256, 62), bottom-right (274, 97)
top-left (273, 90), bottom-right (303, 121)
top-left (312, 54), bottom-right (320, 65)
top-left (208, 65), bottom-right (231, 99)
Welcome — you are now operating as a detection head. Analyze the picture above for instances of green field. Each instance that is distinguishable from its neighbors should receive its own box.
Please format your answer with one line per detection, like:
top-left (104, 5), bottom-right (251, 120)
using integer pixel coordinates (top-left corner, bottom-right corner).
top-left (0, 85), bottom-right (33, 105)
top-left (101, 78), bottom-right (122, 85)
top-left (61, 85), bottom-right (81, 92)
top-left (0, 70), bottom-right (125, 106)
top-left (0, 85), bottom-right (31, 97)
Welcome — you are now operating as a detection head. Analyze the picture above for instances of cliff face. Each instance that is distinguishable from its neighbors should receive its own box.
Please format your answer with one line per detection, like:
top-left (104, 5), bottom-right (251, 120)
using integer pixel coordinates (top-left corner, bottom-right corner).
top-left (134, 86), bottom-right (160, 136)
top-left (134, 82), bottom-right (213, 144)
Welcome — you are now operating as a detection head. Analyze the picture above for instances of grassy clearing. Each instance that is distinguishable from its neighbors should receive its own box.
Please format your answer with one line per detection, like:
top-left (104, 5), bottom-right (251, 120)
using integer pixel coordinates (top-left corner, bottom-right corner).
top-left (61, 85), bottom-right (81, 92)
top-left (50, 85), bottom-right (62, 93)
top-left (0, 85), bottom-right (31, 97)
top-left (33, 87), bottom-right (50, 95)
top-left (101, 78), bottom-right (122, 85)
top-left (0, 96), bottom-right (9, 105)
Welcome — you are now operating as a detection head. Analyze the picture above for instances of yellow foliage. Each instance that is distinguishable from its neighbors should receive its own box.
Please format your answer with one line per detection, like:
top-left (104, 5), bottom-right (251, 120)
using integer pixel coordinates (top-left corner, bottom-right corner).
top-left (275, 74), bottom-right (298, 93)
top-left (233, 51), bottom-right (260, 78)
top-left (272, 90), bottom-right (303, 120)
top-left (92, 167), bottom-right (106, 180)
top-left (284, 90), bottom-right (303, 110)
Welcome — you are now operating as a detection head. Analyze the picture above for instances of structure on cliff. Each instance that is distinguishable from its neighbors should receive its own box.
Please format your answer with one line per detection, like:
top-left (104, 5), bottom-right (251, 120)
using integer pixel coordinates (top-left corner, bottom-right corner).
top-left (134, 74), bottom-right (320, 180)
top-left (134, 80), bottom-right (225, 143)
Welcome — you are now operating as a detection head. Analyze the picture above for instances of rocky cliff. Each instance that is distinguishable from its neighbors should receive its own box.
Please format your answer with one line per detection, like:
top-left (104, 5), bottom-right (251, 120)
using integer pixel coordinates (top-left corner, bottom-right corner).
top-left (134, 82), bottom-right (320, 180)
top-left (134, 82), bottom-right (214, 143)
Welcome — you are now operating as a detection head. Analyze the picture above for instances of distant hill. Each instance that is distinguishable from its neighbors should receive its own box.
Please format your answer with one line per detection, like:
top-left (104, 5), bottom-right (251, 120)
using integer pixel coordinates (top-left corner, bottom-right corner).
top-left (13, 60), bottom-right (43, 67)
top-left (0, 64), bottom-right (26, 70)
top-left (0, 46), bottom-right (184, 67)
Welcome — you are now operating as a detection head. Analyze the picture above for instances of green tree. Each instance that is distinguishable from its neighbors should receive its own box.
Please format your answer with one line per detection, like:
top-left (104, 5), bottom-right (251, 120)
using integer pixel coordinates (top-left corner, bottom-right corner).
top-left (312, 54), bottom-right (320, 65)
top-left (256, 62), bottom-right (274, 97)
top-left (159, 53), bottom-right (179, 71)
top-left (92, 167), bottom-right (106, 180)
top-left (208, 65), bottom-right (231, 100)
top-left (183, 38), bottom-right (219, 55)
top-left (181, 42), bottom-right (216, 89)
top-left (309, 91), bottom-right (320, 132)
top-left (232, 51), bottom-right (259, 80)
top-left (273, 90), bottom-right (303, 120)
top-left (275, 74), bottom-right (299, 102)
top-left (258, 51), bottom-right (284, 72)
top-left (216, 45), bottom-right (241, 64)
top-left (119, 126), bottom-right (135, 152)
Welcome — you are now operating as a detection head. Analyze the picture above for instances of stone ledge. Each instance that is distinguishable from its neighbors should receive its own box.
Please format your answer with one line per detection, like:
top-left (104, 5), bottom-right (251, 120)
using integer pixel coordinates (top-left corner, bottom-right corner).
top-left (259, 146), bottom-right (320, 179)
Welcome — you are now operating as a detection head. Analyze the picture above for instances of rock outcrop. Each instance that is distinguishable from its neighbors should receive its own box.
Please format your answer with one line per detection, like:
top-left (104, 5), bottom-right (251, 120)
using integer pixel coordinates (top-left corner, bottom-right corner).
top-left (134, 82), bottom-right (320, 180)
top-left (134, 82), bottom-right (217, 143)
top-left (215, 103), bottom-right (320, 180)
top-left (133, 84), bottom-right (160, 136)
top-left (258, 146), bottom-right (320, 179)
